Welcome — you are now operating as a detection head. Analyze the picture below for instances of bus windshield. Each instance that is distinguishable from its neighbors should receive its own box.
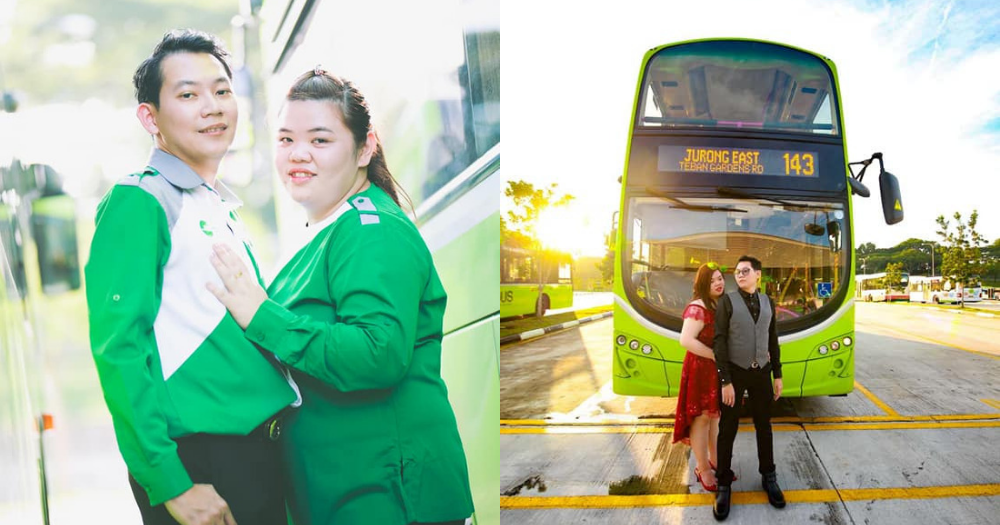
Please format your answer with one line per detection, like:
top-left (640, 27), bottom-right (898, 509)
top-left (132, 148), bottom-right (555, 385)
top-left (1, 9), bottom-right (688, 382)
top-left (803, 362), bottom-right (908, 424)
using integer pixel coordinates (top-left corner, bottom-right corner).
top-left (638, 40), bottom-right (840, 135)
top-left (624, 196), bottom-right (848, 327)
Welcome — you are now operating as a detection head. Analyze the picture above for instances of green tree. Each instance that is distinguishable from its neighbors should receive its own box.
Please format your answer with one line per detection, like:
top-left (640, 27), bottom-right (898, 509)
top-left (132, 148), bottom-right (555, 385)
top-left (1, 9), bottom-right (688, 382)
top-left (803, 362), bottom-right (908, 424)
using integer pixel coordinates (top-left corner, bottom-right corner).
top-left (503, 180), bottom-right (574, 243)
top-left (883, 262), bottom-right (904, 297)
top-left (503, 180), bottom-right (574, 317)
top-left (599, 228), bottom-right (616, 285)
top-left (2, 0), bottom-right (237, 106)
top-left (935, 210), bottom-right (987, 307)
top-left (858, 242), bottom-right (877, 256)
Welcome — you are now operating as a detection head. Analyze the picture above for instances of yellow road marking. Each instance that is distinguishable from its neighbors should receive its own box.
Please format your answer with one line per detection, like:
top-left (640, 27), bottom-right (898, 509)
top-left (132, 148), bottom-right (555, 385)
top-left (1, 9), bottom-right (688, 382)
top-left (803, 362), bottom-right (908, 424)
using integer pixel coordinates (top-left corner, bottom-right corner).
top-left (860, 323), bottom-right (1000, 360)
top-left (502, 426), bottom-right (674, 435)
top-left (501, 413), bottom-right (1000, 426)
top-left (802, 421), bottom-right (1000, 431)
top-left (773, 413), bottom-right (1000, 423)
top-left (853, 381), bottom-right (899, 416)
top-left (902, 333), bottom-right (1000, 360)
top-left (500, 484), bottom-right (1000, 509)
top-left (981, 399), bottom-right (1000, 411)
top-left (500, 420), bottom-right (1000, 434)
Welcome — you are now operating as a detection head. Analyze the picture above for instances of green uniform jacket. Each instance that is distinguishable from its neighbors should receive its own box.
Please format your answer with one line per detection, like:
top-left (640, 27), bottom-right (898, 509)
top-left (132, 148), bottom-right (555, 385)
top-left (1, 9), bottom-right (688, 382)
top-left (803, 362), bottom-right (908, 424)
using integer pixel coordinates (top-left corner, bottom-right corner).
top-left (85, 150), bottom-right (296, 506)
top-left (245, 185), bottom-right (474, 525)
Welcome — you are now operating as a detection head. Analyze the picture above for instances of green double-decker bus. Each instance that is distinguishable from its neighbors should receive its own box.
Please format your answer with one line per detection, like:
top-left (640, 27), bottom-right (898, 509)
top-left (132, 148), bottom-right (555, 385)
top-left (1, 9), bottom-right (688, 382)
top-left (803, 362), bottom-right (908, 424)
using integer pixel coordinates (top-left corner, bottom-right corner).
top-left (612, 39), bottom-right (903, 398)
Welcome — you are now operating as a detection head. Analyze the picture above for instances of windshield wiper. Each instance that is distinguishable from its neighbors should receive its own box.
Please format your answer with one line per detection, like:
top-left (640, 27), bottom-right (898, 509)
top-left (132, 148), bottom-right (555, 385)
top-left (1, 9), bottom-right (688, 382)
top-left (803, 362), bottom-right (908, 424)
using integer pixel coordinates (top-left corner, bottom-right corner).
top-left (715, 186), bottom-right (833, 211)
top-left (646, 187), bottom-right (746, 213)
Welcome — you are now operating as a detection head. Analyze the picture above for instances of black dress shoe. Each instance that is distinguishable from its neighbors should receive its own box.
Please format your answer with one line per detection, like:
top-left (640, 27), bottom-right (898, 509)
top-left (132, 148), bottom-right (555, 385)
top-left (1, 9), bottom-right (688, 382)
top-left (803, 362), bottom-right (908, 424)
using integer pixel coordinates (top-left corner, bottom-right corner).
top-left (713, 485), bottom-right (731, 521)
top-left (762, 471), bottom-right (786, 508)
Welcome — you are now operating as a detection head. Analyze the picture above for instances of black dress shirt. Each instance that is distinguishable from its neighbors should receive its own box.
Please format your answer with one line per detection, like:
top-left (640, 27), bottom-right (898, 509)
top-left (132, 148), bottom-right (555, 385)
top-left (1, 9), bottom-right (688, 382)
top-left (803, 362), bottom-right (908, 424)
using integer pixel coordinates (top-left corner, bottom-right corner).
top-left (713, 288), bottom-right (782, 385)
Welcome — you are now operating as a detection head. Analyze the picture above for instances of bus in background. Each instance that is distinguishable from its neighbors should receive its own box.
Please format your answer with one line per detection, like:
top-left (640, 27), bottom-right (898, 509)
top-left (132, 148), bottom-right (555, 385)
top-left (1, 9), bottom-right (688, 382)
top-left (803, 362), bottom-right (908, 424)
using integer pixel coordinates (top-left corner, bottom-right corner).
top-left (908, 275), bottom-right (983, 304)
top-left (500, 244), bottom-right (573, 317)
top-left (856, 272), bottom-right (909, 302)
top-left (612, 39), bottom-right (904, 398)
top-left (259, 1), bottom-right (499, 523)
top-left (961, 277), bottom-right (985, 303)
top-left (1, 160), bottom-right (82, 525)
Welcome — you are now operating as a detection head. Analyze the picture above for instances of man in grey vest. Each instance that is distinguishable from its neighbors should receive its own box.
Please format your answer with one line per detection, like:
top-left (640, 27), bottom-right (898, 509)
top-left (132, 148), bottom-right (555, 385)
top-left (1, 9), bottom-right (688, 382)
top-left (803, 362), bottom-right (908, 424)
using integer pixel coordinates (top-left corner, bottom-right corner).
top-left (711, 255), bottom-right (785, 521)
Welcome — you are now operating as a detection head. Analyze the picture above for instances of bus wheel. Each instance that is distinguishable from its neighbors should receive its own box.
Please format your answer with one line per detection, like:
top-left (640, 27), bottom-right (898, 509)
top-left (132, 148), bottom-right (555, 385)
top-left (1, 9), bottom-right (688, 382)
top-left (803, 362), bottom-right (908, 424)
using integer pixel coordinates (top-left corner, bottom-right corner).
top-left (536, 294), bottom-right (551, 314)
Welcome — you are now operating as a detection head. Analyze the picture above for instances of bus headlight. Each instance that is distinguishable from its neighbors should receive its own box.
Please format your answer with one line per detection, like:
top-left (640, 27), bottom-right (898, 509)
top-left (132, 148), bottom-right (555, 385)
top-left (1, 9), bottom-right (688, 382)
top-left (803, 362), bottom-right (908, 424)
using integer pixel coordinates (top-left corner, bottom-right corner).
top-left (629, 340), bottom-right (640, 350)
top-left (818, 345), bottom-right (829, 355)
top-left (616, 335), bottom-right (627, 346)
top-left (843, 337), bottom-right (853, 347)
top-left (641, 344), bottom-right (652, 355)
top-left (831, 341), bottom-right (841, 351)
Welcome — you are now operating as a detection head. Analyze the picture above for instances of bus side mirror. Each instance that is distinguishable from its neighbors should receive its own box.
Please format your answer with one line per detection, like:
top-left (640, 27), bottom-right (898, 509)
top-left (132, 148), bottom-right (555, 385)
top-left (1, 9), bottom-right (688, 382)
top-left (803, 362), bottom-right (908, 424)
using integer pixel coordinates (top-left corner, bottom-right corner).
top-left (880, 171), bottom-right (903, 225)
top-left (30, 195), bottom-right (81, 294)
top-left (804, 223), bottom-right (825, 236)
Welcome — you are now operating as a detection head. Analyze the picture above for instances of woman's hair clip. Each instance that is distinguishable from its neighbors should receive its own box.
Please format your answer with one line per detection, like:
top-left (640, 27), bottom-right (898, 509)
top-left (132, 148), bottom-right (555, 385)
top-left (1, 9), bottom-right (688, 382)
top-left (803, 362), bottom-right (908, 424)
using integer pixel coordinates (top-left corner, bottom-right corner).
top-left (313, 65), bottom-right (326, 77)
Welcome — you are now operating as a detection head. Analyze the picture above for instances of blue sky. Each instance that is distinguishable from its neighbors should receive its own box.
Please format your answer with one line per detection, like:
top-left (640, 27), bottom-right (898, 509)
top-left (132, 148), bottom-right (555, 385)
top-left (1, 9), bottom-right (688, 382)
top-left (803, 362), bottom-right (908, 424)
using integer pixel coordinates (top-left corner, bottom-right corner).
top-left (507, 0), bottom-right (1000, 255)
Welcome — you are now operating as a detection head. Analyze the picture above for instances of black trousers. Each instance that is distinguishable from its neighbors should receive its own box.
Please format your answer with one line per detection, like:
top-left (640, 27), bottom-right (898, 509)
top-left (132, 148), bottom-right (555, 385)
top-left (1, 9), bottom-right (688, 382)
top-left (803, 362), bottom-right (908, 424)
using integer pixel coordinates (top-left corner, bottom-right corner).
top-left (715, 363), bottom-right (776, 486)
top-left (128, 429), bottom-right (285, 525)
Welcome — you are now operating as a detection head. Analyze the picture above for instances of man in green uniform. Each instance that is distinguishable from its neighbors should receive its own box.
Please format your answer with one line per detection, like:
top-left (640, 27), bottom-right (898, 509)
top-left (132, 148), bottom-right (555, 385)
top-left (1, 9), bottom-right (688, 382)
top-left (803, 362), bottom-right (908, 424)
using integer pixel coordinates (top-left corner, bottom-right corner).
top-left (86, 30), bottom-right (296, 525)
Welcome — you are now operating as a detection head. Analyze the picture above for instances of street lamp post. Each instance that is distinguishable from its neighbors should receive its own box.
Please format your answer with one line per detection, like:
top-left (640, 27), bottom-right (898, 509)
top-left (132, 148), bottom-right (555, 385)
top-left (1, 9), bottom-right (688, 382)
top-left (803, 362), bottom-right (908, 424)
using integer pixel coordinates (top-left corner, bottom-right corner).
top-left (922, 243), bottom-right (935, 276)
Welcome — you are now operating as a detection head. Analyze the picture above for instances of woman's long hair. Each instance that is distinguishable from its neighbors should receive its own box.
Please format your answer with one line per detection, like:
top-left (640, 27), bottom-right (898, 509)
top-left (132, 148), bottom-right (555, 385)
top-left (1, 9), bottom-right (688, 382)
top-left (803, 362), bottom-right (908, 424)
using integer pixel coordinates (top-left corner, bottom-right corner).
top-left (285, 69), bottom-right (412, 211)
top-left (692, 263), bottom-right (721, 311)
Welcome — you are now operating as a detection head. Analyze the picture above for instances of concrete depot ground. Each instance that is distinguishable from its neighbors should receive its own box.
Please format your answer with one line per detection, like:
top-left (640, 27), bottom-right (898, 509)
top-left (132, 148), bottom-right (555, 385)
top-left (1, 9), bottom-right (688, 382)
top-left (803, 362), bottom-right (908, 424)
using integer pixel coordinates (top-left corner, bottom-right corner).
top-left (499, 301), bottom-right (1000, 524)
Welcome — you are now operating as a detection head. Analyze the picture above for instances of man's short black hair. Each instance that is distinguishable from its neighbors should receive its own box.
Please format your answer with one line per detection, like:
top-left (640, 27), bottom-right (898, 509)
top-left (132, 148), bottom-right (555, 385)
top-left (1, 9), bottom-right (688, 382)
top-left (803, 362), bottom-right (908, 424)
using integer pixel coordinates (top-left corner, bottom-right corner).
top-left (133, 29), bottom-right (233, 107)
top-left (737, 255), bottom-right (762, 272)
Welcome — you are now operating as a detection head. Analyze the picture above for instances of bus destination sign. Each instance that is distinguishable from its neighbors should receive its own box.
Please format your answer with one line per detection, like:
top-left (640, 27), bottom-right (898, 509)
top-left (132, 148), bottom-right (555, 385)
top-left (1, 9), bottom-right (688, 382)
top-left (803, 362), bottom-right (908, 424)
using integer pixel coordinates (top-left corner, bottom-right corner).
top-left (658, 146), bottom-right (819, 177)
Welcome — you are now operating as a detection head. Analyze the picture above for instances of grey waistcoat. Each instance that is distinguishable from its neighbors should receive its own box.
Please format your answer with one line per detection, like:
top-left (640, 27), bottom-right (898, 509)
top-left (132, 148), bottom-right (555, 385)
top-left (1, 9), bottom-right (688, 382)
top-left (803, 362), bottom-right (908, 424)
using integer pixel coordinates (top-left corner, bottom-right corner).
top-left (726, 290), bottom-right (772, 369)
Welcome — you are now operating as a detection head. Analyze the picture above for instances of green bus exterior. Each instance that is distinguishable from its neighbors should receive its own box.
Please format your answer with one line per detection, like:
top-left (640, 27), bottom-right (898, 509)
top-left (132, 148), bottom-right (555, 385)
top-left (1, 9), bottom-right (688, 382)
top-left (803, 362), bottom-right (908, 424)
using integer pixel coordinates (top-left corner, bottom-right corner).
top-left (613, 38), bottom-right (859, 399)
top-left (1, 162), bottom-right (83, 525)
top-left (500, 246), bottom-right (573, 317)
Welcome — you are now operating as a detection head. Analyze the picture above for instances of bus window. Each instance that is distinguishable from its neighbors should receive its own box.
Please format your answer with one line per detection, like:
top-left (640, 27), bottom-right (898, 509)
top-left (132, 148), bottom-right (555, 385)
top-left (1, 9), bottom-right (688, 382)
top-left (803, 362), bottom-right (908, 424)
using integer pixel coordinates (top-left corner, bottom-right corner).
top-left (624, 196), bottom-right (847, 322)
top-left (31, 195), bottom-right (81, 294)
top-left (638, 40), bottom-right (840, 135)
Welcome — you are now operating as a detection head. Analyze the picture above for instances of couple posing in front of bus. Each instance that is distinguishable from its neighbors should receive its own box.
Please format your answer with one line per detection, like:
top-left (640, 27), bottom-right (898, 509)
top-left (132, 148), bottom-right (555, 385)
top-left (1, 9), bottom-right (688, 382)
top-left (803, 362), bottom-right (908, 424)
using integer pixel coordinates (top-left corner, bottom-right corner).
top-left (671, 256), bottom-right (786, 521)
top-left (86, 30), bottom-right (473, 525)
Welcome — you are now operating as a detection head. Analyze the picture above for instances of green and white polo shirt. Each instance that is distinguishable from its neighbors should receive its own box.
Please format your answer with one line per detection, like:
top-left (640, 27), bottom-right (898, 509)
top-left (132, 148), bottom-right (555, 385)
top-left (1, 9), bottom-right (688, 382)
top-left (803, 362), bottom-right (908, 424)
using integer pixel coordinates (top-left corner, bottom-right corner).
top-left (86, 148), bottom-right (296, 506)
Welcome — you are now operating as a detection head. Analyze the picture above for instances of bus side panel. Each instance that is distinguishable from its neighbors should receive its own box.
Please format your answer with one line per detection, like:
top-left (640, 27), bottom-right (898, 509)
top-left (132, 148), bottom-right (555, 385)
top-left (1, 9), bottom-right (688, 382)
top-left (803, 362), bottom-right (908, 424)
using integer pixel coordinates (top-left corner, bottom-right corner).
top-left (499, 284), bottom-right (566, 318)
top-left (439, 319), bottom-right (498, 525)
top-left (434, 216), bottom-right (500, 335)
top-left (0, 235), bottom-right (46, 525)
top-left (427, 209), bottom-right (498, 525)
top-left (611, 302), bottom-right (676, 396)
top-left (547, 285), bottom-right (573, 310)
top-left (789, 304), bottom-right (855, 397)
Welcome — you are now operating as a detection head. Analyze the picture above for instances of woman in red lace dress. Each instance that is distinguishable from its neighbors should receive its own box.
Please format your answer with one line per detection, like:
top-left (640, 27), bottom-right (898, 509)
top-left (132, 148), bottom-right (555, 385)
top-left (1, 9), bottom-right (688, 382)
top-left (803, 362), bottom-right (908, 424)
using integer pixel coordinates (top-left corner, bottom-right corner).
top-left (672, 263), bottom-right (726, 491)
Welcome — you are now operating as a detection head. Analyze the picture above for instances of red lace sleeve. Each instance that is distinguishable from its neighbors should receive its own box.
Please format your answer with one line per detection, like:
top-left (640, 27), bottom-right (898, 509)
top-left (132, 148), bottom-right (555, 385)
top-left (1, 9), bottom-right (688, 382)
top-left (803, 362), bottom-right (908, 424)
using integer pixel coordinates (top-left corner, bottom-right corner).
top-left (682, 304), bottom-right (708, 322)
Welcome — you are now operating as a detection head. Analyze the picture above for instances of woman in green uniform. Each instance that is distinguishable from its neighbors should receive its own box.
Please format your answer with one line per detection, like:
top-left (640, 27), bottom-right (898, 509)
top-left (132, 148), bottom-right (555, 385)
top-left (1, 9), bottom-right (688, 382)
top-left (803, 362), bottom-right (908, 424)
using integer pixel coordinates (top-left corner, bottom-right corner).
top-left (206, 69), bottom-right (474, 525)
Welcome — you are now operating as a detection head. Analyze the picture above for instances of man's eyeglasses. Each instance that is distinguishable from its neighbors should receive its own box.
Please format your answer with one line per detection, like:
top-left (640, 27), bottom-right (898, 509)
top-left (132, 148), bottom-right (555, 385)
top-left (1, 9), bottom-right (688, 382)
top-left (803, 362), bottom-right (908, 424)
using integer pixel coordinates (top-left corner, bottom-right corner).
top-left (734, 267), bottom-right (754, 277)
